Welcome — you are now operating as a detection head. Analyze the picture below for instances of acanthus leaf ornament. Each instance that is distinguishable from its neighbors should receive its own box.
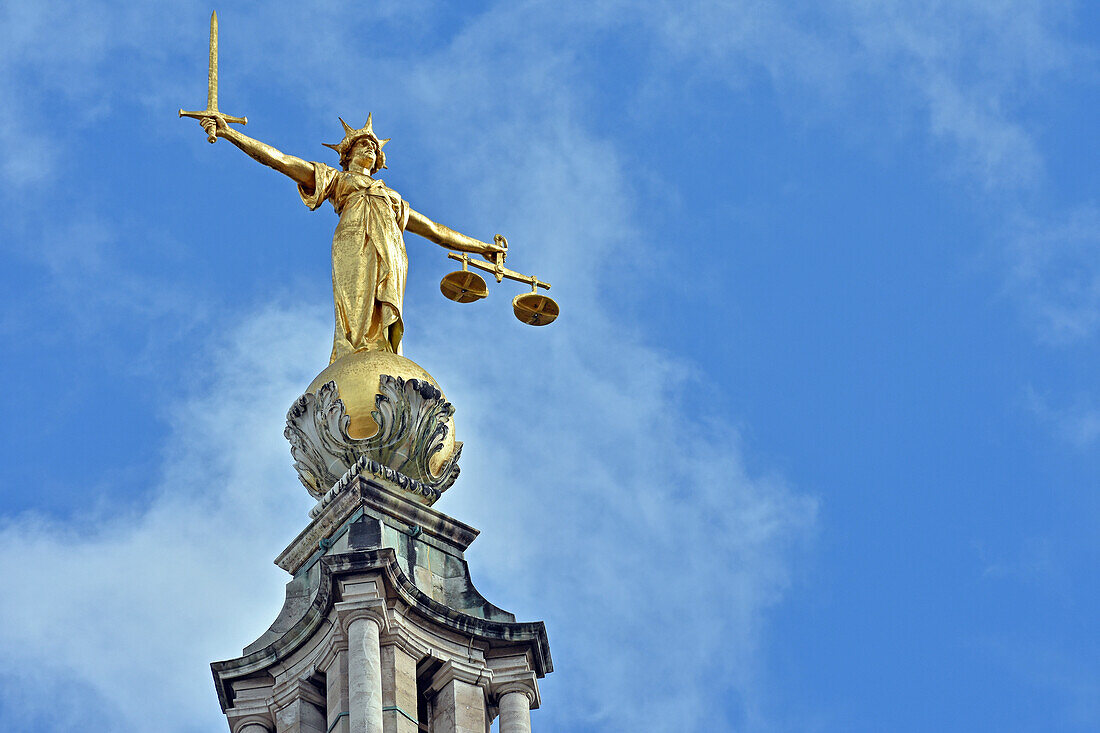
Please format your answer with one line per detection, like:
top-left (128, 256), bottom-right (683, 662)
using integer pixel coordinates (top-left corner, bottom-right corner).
top-left (284, 376), bottom-right (462, 506)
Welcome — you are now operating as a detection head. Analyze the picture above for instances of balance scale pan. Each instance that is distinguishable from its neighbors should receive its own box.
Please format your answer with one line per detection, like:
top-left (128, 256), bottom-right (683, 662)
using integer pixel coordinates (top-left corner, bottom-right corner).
top-left (440, 270), bottom-right (488, 303)
top-left (512, 292), bottom-right (559, 326)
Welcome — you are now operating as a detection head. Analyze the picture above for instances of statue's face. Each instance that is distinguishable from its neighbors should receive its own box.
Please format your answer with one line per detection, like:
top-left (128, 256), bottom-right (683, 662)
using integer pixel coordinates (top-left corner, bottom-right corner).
top-left (349, 140), bottom-right (377, 172)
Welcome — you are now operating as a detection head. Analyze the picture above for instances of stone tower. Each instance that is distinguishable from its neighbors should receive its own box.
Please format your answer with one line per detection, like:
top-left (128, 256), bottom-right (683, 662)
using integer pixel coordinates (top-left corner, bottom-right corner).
top-left (210, 351), bottom-right (552, 733)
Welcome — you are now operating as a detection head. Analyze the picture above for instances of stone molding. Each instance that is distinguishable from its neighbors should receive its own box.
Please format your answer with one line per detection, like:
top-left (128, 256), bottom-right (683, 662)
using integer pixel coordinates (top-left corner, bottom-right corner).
top-left (228, 713), bottom-right (274, 733)
top-left (377, 616), bottom-right (433, 663)
top-left (285, 377), bottom-right (462, 502)
top-left (490, 675), bottom-right (540, 709)
top-left (211, 548), bottom-right (552, 713)
top-left (487, 651), bottom-right (541, 709)
top-left (309, 455), bottom-right (443, 516)
top-left (271, 675), bottom-right (326, 712)
top-left (428, 658), bottom-right (493, 695)
top-left (275, 475), bottom-right (480, 576)
top-left (334, 599), bottom-right (390, 635)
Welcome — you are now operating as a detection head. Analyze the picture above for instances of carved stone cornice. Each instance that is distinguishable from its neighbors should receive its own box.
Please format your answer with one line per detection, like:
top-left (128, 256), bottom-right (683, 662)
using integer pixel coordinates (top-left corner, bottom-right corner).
top-left (275, 475), bottom-right (479, 576)
top-left (211, 548), bottom-right (552, 713)
top-left (377, 614), bottom-right (432, 661)
top-left (271, 675), bottom-right (326, 712)
top-left (428, 658), bottom-right (493, 695)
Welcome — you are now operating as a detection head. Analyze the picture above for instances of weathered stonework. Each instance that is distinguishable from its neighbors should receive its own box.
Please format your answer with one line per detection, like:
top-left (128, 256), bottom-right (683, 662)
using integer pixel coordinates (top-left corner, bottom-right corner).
top-left (285, 377), bottom-right (462, 505)
top-left (212, 475), bottom-right (551, 732)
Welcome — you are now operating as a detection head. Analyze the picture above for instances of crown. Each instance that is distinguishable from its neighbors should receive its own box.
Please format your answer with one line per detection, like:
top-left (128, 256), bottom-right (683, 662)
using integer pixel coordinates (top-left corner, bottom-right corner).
top-left (322, 114), bottom-right (390, 172)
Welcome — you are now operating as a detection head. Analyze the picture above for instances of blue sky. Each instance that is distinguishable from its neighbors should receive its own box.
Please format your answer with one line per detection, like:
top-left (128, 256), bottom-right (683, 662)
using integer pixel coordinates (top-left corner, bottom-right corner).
top-left (0, 1), bottom-right (1097, 731)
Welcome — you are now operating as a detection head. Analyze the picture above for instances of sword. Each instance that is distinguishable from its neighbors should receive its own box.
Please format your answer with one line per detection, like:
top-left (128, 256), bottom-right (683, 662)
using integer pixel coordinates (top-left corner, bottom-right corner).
top-left (179, 10), bottom-right (247, 143)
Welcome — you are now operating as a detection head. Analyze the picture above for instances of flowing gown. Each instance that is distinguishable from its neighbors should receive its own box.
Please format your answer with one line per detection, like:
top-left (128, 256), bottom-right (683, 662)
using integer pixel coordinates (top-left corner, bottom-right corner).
top-left (298, 162), bottom-right (411, 362)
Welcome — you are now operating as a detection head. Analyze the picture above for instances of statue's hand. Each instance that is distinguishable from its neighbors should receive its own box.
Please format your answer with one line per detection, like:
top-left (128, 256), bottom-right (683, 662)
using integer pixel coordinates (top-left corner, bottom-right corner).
top-left (199, 114), bottom-right (229, 143)
top-left (484, 234), bottom-right (508, 263)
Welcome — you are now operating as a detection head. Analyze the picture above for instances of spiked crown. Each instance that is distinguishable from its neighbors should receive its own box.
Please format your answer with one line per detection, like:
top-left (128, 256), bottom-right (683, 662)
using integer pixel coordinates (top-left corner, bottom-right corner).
top-left (323, 114), bottom-right (390, 173)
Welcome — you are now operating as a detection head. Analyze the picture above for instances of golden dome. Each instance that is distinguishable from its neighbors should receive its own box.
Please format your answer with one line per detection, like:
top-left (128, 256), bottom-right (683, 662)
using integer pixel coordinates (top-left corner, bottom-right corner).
top-left (306, 350), bottom-right (457, 475)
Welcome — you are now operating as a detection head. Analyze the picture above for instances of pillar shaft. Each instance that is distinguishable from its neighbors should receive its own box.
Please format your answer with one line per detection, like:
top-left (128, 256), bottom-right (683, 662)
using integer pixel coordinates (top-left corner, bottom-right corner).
top-left (348, 617), bottom-right (384, 733)
top-left (498, 691), bottom-right (531, 733)
top-left (381, 645), bottom-right (420, 733)
top-left (326, 649), bottom-right (351, 733)
top-left (431, 678), bottom-right (487, 733)
top-left (275, 699), bottom-right (326, 733)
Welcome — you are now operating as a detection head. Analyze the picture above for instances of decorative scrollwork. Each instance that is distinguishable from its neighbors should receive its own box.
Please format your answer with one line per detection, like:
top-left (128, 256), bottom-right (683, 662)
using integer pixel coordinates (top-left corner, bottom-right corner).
top-left (284, 376), bottom-right (461, 503)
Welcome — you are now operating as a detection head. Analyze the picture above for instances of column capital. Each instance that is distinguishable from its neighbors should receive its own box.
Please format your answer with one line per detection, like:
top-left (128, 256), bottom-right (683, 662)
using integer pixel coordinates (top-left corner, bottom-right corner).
top-left (487, 654), bottom-right (541, 709)
top-left (428, 658), bottom-right (493, 695)
top-left (335, 599), bottom-right (390, 635)
top-left (377, 617), bottom-right (432, 663)
top-left (228, 713), bottom-right (274, 733)
top-left (490, 672), bottom-right (540, 709)
top-left (271, 674), bottom-right (327, 712)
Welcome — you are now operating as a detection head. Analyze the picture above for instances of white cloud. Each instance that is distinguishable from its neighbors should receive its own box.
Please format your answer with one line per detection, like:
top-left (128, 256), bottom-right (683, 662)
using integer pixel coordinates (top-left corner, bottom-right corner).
top-left (0, 5), bottom-right (817, 730)
top-left (631, 0), bottom-right (1079, 189)
top-left (0, 305), bottom-right (331, 731)
top-left (7, 0), bottom-right (1093, 729)
top-left (2, 0), bottom-right (1092, 349)
top-left (0, 296), bottom-right (814, 732)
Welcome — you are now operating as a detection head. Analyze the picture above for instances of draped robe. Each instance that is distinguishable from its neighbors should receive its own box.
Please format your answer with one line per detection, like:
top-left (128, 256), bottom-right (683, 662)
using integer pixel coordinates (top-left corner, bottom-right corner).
top-left (298, 162), bottom-right (411, 362)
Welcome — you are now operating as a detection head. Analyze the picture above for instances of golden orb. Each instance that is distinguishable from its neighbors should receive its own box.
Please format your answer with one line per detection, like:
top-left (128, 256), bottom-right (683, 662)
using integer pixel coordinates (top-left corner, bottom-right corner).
top-left (306, 350), bottom-right (457, 474)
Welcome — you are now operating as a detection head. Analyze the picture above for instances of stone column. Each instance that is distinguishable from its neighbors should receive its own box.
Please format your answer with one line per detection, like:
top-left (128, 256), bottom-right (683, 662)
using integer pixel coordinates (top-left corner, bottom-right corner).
top-left (486, 656), bottom-right (540, 733)
top-left (325, 649), bottom-right (351, 733)
top-left (381, 644), bottom-right (420, 733)
top-left (273, 678), bottom-right (328, 733)
top-left (497, 689), bottom-right (531, 733)
top-left (275, 700), bottom-right (327, 733)
top-left (429, 661), bottom-right (490, 733)
top-left (347, 615), bottom-right (384, 733)
top-left (226, 679), bottom-right (276, 733)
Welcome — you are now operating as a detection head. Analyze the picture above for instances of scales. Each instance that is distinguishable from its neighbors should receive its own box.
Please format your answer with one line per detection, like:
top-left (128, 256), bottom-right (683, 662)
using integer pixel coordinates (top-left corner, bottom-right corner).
top-left (439, 242), bottom-right (558, 326)
top-left (513, 285), bottom-right (560, 326)
top-left (439, 265), bottom-right (489, 304)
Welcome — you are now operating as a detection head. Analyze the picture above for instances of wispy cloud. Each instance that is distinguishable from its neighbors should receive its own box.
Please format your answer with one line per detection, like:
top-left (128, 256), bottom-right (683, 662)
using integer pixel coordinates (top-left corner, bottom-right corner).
top-left (978, 636), bottom-right (1100, 730)
top-left (0, 293), bottom-right (814, 732)
top-left (0, 305), bottom-right (331, 732)
top-left (3, 0), bottom-right (1092, 730)
top-left (639, 0), bottom-right (1080, 189)
top-left (1026, 386), bottom-right (1100, 448)
top-left (1009, 205), bottom-right (1100, 344)
top-left (0, 2), bottom-right (817, 731)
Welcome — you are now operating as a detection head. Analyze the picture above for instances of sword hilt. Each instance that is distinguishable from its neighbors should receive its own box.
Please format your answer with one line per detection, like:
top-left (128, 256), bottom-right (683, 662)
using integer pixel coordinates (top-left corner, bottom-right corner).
top-left (178, 109), bottom-right (248, 143)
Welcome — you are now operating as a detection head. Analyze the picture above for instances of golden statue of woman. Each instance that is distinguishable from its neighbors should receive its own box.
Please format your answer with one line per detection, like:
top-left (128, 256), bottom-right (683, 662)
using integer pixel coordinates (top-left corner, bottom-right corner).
top-left (198, 114), bottom-right (508, 363)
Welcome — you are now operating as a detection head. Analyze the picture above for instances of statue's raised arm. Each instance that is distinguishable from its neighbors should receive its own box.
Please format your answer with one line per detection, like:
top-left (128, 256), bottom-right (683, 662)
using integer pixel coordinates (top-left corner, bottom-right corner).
top-left (201, 115), bottom-right (315, 190)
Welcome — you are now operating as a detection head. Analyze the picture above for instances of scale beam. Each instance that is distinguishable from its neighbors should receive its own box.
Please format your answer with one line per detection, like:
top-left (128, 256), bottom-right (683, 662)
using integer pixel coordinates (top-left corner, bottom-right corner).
top-left (446, 252), bottom-right (551, 291)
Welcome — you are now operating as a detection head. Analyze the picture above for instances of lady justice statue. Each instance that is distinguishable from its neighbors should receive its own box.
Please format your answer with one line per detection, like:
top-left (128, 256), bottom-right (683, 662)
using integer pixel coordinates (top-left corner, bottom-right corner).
top-left (180, 13), bottom-right (553, 501)
top-left (199, 113), bottom-right (507, 363)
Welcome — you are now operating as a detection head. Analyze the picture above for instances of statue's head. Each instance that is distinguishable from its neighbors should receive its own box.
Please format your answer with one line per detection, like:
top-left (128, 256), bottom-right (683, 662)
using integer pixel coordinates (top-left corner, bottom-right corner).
top-left (323, 115), bottom-right (389, 174)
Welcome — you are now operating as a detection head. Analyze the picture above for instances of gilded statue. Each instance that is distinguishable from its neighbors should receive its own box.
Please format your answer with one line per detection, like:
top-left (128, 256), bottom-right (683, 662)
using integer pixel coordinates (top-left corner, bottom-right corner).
top-left (196, 113), bottom-right (507, 362)
top-left (181, 11), bottom-right (553, 368)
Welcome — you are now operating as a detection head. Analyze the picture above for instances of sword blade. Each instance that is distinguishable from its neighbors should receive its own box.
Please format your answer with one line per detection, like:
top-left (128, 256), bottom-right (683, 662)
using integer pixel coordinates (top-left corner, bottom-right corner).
top-left (207, 10), bottom-right (218, 112)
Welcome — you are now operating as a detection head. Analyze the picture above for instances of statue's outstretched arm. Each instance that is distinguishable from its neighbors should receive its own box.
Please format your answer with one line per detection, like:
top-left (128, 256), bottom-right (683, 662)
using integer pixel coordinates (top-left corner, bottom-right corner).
top-left (406, 209), bottom-right (507, 261)
top-left (202, 116), bottom-right (315, 189)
